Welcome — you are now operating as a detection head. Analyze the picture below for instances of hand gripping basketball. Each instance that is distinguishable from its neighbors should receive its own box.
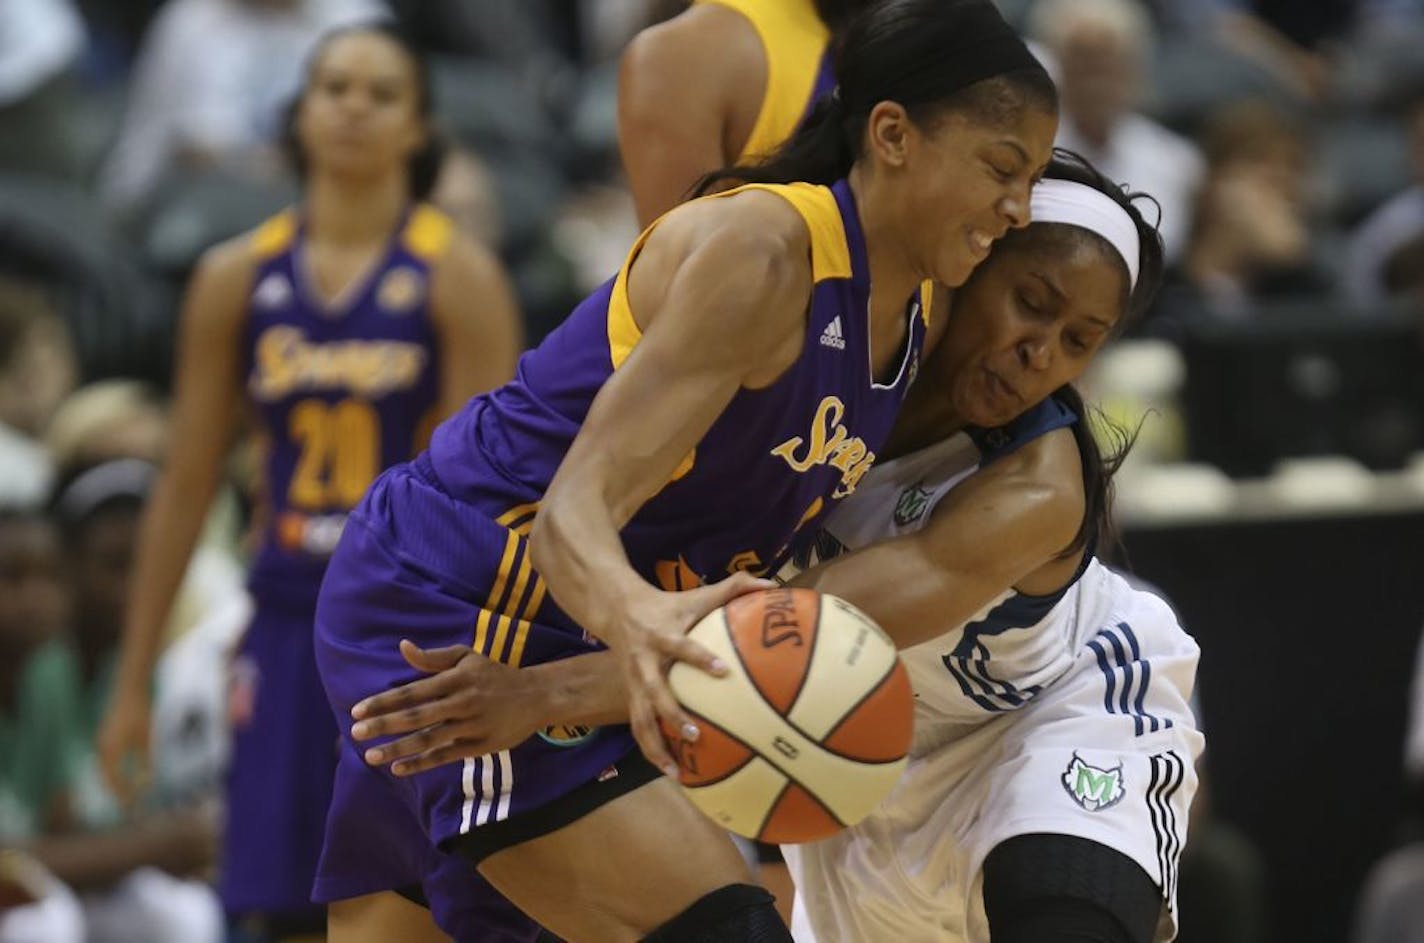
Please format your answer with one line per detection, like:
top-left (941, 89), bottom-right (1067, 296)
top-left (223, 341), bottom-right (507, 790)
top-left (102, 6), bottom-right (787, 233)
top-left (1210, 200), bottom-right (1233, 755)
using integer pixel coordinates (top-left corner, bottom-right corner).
top-left (620, 573), bottom-right (780, 776)
top-left (659, 587), bottom-right (914, 843)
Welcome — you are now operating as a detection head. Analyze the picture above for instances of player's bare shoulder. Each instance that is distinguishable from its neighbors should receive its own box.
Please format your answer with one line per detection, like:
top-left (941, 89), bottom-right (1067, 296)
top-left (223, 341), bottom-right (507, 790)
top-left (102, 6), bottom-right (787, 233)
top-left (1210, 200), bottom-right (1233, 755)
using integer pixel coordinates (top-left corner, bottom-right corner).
top-left (626, 189), bottom-right (815, 379)
top-left (975, 427), bottom-right (1085, 510)
top-left (620, 2), bottom-right (765, 115)
top-left (180, 225), bottom-right (269, 332)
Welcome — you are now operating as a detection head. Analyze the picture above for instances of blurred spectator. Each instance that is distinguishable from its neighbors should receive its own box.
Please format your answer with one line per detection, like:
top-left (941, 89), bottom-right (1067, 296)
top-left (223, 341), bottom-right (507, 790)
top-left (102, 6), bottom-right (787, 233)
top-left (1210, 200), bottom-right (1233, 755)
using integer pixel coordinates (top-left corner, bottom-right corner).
top-left (1350, 627), bottom-right (1424, 943)
top-left (50, 459), bottom-right (238, 809)
top-left (0, 850), bottom-right (84, 943)
top-left (46, 381), bottom-right (167, 473)
top-left (0, 0), bottom-right (86, 179)
top-left (0, 508), bottom-right (222, 943)
top-left (100, 0), bottom-right (383, 213)
top-left (1146, 100), bottom-right (1334, 335)
top-left (0, 510), bottom-right (76, 841)
top-left (46, 380), bottom-right (247, 670)
top-left (1344, 90), bottom-right (1424, 306)
top-left (0, 278), bottom-right (79, 509)
top-left (1144, 0), bottom-right (1424, 104)
top-left (1029, 0), bottom-right (1205, 261)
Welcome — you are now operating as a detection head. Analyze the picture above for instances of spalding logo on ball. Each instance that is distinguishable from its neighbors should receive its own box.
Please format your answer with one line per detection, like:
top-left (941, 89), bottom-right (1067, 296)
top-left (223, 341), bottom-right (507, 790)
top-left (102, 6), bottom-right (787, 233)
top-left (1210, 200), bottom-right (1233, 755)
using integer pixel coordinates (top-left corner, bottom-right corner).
top-left (662, 587), bottom-right (913, 844)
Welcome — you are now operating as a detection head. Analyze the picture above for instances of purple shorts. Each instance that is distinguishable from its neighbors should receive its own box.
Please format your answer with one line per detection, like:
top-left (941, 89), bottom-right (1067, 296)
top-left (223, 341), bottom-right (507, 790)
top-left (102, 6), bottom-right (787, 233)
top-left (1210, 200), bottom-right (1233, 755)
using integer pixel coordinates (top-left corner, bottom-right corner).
top-left (220, 598), bottom-right (336, 918)
top-left (312, 455), bottom-right (639, 939)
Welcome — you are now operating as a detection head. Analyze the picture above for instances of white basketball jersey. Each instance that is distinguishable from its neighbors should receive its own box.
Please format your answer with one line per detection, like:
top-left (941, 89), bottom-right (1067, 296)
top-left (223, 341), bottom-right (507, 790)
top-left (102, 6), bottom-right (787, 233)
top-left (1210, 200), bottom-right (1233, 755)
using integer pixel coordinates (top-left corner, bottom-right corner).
top-left (780, 396), bottom-right (1108, 738)
top-left (779, 395), bottom-right (1205, 943)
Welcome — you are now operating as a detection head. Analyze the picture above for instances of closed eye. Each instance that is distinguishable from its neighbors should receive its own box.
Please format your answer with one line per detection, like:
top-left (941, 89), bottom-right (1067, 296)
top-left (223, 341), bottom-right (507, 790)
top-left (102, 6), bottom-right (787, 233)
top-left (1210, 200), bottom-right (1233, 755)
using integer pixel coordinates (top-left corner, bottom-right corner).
top-left (986, 161), bottom-right (1015, 182)
top-left (1016, 288), bottom-right (1045, 315)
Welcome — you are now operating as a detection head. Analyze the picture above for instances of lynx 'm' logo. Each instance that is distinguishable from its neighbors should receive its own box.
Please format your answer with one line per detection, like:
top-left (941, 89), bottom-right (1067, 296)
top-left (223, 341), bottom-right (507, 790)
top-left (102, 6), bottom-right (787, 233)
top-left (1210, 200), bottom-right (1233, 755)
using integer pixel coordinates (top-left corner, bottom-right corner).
top-left (1062, 754), bottom-right (1125, 812)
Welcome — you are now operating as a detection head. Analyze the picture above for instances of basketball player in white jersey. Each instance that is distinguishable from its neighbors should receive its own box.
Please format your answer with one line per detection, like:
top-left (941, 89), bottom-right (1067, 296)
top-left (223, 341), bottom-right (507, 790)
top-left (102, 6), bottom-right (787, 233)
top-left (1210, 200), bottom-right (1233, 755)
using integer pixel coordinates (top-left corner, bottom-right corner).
top-left (772, 155), bottom-right (1201, 942)
top-left (341, 152), bottom-right (1202, 943)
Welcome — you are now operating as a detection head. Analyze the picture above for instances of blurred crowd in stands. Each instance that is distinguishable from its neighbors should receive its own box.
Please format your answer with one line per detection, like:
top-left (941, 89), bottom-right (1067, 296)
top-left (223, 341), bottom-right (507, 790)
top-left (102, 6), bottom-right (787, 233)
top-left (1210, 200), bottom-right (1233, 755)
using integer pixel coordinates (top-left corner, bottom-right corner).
top-left (0, 1), bottom-right (1422, 941)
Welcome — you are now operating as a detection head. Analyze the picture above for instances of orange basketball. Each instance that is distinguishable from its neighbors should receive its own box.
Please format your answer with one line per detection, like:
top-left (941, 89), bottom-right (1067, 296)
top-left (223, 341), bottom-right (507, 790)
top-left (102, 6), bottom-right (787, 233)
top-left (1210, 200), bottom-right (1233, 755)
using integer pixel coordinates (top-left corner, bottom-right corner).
top-left (662, 587), bottom-right (913, 844)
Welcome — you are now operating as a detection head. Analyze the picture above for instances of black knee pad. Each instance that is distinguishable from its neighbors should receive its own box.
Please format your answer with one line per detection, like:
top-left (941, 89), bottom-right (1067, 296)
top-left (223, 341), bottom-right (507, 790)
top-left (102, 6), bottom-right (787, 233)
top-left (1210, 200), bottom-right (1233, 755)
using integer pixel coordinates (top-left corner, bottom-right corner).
top-left (983, 834), bottom-right (1162, 943)
top-left (640, 884), bottom-right (791, 943)
top-left (987, 896), bottom-right (1137, 943)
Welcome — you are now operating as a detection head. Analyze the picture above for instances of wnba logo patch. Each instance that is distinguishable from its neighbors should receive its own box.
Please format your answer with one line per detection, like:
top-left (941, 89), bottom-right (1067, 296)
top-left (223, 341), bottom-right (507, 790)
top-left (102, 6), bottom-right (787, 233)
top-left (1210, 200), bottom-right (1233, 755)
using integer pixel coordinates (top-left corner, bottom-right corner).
top-left (537, 724), bottom-right (598, 747)
top-left (1062, 754), bottom-right (1125, 811)
top-left (377, 266), bottom-right (425, 314)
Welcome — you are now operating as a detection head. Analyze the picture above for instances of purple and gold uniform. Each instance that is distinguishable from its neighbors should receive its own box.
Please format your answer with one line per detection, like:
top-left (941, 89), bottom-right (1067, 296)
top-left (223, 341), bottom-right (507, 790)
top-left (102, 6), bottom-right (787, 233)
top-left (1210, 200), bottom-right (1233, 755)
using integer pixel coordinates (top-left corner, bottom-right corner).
top-left (313, 180), bottom-right (932, 924)
top-left (696, 0), bottom-right (838, 164)
top-left (223, 205), bottom-right (447, 918)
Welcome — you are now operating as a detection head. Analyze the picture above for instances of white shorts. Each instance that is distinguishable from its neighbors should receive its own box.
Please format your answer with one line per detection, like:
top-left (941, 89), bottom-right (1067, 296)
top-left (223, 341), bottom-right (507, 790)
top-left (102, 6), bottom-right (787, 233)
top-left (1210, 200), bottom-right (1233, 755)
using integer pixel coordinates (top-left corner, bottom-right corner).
top-left (784, 585), bottom-right (1204, 943)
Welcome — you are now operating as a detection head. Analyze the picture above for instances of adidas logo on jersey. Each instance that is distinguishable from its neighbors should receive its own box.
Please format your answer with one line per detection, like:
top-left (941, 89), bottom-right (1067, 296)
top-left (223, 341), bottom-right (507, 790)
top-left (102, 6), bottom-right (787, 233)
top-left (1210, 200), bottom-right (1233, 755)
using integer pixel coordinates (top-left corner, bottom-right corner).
top-left (820, 316), bottom-right (846, 350)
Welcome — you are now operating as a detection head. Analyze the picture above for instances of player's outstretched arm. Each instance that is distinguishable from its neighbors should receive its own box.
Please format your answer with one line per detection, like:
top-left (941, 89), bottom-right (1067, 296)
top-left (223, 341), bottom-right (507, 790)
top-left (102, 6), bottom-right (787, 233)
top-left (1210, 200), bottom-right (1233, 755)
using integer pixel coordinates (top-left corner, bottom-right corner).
top-left (791, 428), bottom-right (1087, 649)
top-left (99, 239), bottom-right (249, 804)
top-left (528, 193), bottom-right (810, 773)
top-left (350, 642), bottom-right (628, 777)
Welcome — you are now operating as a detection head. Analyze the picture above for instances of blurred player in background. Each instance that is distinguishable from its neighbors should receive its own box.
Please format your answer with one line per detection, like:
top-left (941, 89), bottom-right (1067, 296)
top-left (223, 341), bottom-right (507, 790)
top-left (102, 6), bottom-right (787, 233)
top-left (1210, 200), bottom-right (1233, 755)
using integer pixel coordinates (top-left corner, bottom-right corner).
top-left (96, 22), bottom-right (521, 941)
top-left (619, 0), bottom-right (866, 226)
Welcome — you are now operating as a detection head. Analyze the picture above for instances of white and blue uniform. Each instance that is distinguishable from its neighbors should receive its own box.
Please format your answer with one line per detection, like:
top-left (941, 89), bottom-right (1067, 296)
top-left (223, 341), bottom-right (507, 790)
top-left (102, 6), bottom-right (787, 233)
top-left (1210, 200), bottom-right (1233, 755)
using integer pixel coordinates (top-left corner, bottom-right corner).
top-left (779, 396), bottom-right (1204, 943)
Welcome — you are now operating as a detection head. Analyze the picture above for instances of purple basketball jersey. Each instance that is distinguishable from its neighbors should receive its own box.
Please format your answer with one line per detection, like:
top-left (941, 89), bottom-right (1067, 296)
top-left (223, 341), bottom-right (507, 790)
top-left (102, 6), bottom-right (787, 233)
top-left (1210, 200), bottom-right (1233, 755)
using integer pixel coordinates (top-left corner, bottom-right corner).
top-left (430, 180), bottom-right (931, 600)
top-left (242, 205), bottom-right (445, 606)
top-left (224, 205), bottom-right (448, 919)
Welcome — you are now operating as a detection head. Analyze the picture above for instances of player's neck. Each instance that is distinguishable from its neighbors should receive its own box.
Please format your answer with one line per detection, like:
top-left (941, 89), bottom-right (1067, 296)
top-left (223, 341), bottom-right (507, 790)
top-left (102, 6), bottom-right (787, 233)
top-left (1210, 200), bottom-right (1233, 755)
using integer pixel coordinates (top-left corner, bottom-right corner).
top-left (304, 174), bottom-right (409, 246)
top-left (882, 375), bottom-right (965, 460)
top-left (847, 167), bottom-right (925, 331)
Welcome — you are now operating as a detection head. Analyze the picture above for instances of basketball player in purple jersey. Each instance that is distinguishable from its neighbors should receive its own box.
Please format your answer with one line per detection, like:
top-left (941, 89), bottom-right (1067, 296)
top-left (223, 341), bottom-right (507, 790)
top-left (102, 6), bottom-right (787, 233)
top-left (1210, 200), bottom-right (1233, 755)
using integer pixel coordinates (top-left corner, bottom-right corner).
top-left (619, 0), bottom-right (856, 226)
top-left (95, 23), bottom-right (522, 940)
top-left (311, 2), bottom-right (1057, 940)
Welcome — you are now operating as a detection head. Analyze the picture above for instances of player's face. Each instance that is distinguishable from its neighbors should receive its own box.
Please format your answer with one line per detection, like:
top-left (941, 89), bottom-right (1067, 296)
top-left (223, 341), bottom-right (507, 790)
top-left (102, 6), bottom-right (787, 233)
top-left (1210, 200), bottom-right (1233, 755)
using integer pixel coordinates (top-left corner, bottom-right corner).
top-left (932, 230), bottom-right (1127, 428)
top-left (0, 518), bottom-right (70, 652)
top-left (297, 31), bottom-right (425, 183)
top-left (893, 103), bottom-right (1057, 288)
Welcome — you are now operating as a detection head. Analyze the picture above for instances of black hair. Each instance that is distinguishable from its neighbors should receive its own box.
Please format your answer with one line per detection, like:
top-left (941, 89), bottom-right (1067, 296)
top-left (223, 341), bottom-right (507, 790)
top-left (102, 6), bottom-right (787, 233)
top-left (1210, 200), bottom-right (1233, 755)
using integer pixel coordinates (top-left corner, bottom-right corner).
top-left (696, 0), bottom-right (1056, 196)
top-left (813, 0), bottom-right (874, 32)
top-left (1016, 149), bottom-right (1165, 557)
top-left (282, 20), bottom-right (447, 202)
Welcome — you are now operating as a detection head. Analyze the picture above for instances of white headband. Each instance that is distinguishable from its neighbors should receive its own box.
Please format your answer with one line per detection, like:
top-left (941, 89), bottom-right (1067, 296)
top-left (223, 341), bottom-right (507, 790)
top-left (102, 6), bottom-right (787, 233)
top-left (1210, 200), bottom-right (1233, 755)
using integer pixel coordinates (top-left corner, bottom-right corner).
top-left (1029, 179), bottom-right (1141, 291)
